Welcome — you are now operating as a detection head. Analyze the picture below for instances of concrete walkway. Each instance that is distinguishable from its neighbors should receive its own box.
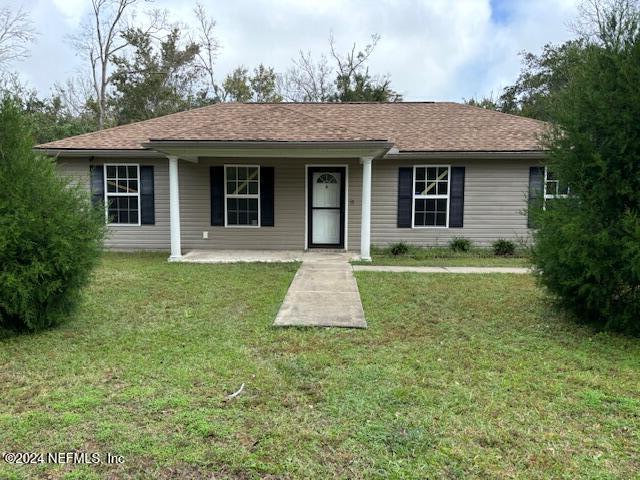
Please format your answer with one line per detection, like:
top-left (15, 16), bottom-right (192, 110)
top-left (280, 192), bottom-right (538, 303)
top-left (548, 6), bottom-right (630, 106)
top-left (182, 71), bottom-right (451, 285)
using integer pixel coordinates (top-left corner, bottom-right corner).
top-left (352, 265), bottom-right (532, 274)
top-left (274, 252), bottom-right (367, 328)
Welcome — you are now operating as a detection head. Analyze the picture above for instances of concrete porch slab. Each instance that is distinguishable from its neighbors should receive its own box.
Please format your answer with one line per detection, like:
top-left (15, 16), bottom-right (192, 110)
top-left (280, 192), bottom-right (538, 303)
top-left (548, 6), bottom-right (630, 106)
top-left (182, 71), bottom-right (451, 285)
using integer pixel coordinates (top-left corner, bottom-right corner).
top-left (177, 249), bottom-right (361, 264)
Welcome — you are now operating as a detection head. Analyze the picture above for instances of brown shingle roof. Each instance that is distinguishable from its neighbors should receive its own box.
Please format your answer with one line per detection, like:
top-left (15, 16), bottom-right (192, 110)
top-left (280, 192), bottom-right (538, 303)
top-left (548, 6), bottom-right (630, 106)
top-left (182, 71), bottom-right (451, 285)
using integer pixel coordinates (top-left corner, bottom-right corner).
top-left (35, 102), bottom-right (547, 152)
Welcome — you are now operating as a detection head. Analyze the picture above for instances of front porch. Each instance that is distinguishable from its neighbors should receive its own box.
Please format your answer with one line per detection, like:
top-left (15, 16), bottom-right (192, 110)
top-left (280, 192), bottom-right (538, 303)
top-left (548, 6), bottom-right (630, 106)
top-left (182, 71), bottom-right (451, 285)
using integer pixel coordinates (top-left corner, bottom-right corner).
top-left (148, 141), bottom-right (391, 262)
top-left (175, 249), bottom-right (361, 263)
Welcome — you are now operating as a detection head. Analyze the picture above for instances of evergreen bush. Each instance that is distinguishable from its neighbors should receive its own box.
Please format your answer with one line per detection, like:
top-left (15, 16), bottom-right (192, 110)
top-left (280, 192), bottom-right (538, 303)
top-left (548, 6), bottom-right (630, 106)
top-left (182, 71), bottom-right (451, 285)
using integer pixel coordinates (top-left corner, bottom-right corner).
top-left (0, 98), bottom-right (105, 331)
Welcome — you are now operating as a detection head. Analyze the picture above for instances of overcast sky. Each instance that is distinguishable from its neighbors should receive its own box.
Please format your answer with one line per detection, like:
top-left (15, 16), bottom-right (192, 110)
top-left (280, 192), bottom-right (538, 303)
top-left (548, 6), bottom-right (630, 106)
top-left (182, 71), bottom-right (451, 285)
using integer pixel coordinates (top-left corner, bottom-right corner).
top-left (9, 0), bottom-right (580, 101)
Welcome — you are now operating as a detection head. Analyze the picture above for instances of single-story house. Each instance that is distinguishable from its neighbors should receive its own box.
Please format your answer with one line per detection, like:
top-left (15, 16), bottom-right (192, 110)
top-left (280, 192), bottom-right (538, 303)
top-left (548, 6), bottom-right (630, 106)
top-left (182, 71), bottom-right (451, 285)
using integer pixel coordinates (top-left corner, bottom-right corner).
top-left (35, 102), bottom-right (551, 260)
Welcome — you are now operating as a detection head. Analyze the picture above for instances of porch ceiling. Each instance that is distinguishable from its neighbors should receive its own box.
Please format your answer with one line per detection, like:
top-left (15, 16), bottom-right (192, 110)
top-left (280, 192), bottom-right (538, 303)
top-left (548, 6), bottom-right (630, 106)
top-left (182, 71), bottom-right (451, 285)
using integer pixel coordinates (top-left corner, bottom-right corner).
top-left (141, 140), bottom-right (393, 162)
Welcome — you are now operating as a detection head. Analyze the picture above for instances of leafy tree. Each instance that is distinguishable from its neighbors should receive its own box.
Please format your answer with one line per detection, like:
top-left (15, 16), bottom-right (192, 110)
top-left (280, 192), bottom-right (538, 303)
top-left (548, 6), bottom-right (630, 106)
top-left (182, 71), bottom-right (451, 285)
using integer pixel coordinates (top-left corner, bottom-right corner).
top-left (250, 64), bottom-right (282, 102)
top-left (0, 75), bottom-right (98, 144)
top-left (222, 66), bottom-right (252, 102)
top-left (0, 97), bottom-right (105, 331)
top-left (222, 64), bottom-right (282, 102)
top-left (464, 96), bottom-right (499, 111)
top-left (498, 41), bottom-right (586, 120)
top-left (110, 27), bottom-right (203, 125)
top-left (533, 1), bottom-right (640, 334)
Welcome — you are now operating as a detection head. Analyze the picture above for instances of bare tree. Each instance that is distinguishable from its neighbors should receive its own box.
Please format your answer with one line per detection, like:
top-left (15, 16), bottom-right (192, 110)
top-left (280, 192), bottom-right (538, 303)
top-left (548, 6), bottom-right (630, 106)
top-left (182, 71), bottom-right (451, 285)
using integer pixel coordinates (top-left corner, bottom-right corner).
top-left (70, 0), bottom-right (166, 129)
top-left (329, 33), bottom-right (380, 82)
top-left (575, 0), bottom-right (640, 49)
top-left (54, 76), bottom-right (96, 118)
top-left (0, 5), bottom-right (36, 69)
top-left (282, 50), bottom-right (333, 102)
top-left (193, 2), bottom-right (220, 99)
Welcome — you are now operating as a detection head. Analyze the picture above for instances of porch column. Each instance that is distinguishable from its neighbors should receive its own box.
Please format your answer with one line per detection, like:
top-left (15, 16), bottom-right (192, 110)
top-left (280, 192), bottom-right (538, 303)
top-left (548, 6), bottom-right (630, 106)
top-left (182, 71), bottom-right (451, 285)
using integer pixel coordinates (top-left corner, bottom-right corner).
top-left (360, 156), bottom-right (373, 261)
top-left (168, 155), bottom-right (182, 260)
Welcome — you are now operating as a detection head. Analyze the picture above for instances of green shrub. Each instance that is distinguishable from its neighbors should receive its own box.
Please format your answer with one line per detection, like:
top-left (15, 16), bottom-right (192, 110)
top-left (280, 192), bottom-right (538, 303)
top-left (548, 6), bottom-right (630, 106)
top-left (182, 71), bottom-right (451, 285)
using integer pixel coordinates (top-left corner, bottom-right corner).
top-left (493, 239), bottom-right (516, 256)
top-left (388, 242), bottom-right (410, 256)
top-left (0, 98), bottom-right (105, 331)
top-left (533, 26), bottom-right (640, 335)
top-left (449, 237), bottom-right (472, 252)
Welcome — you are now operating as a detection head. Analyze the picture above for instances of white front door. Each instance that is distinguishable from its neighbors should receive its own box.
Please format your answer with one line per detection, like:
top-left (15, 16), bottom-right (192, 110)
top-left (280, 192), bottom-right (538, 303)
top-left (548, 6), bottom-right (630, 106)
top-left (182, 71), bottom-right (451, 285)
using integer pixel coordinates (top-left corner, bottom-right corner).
top-left (310, 170), bottom-right (343, 246)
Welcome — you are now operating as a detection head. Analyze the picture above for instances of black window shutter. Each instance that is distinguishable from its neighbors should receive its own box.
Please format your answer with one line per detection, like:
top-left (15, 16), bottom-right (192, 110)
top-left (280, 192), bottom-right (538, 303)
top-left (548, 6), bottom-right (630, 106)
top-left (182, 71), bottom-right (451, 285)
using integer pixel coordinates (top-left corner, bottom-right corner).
top-left (528, 166), bottom-right (545, 228)
top-left (210, 166), bottom-right (224, 226)
top-left (449, 167), bottom-right (465, 228)
top-left (90, 165), bottom-right (104, 209)
top-left (260, 166), bottom-right (275, 227)
top-left (397, 167), bottom-right (413, 228)
top-left (140, 165), bottom-right (155, 225)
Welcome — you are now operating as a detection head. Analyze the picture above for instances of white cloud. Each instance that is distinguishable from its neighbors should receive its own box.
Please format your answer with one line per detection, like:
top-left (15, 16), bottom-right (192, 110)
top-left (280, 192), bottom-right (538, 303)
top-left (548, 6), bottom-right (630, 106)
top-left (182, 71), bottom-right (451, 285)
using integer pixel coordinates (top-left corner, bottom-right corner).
top-left (13, 0), bottom-right (580, 101)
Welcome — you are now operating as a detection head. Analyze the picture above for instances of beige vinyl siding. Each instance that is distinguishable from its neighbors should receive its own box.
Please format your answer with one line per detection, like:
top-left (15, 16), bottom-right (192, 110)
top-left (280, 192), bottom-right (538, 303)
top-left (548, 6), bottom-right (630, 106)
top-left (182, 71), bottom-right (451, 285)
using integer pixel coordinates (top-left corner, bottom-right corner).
top-left (56, 157), bottom-right (171, 250)
top-left (179, 158), bottom-right (362, 251)
top-left (371, 158), bottom-right (532, 247)
top-left (56, 154), bottom-right (534, 252)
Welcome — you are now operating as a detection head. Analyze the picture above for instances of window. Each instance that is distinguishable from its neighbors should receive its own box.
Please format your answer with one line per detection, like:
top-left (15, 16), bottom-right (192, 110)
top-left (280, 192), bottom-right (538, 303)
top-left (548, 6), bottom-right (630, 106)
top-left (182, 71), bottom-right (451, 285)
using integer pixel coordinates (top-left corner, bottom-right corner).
top-left (105, 164), bottom-right (140, 225)
top-left (544, 167), bottom-right (569, 200)
top-left (225, 165), bottom-right (260, 227)
top-left (413, 166), bottom-right (450, 227)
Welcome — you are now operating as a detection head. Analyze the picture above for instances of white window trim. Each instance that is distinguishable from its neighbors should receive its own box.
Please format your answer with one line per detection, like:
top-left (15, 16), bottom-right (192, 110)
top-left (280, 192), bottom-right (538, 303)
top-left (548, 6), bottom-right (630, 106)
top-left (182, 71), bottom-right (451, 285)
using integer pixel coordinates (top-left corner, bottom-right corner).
top-left (104, 163), bottom-right (141, 227)
top-left (224, 164), bottom-right (261, 228)
top-left (543, 167), bottom-right (569, 205)
top-left (411, 165), bottom-right (450, 229)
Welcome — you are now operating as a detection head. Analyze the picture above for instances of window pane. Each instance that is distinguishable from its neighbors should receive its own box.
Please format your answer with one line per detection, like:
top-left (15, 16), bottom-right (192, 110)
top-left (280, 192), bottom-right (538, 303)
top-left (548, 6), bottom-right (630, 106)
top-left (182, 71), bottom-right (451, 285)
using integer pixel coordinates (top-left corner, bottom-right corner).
top-left (415, 181), bottom-right (425, 195)
top-left (414, 212), bottom-right (424, 226)
top-left (117, 166), bottom-right (127, 177)
top-left (437, 182), bottom-right (447, 195)
top-left (227, 181), bottom-right (236, 195)
top-left (130, 211), bottom-right (138, 223)
top-left (129, 197), bottom-right (138, 211)
top-left (426, 212), bottom-right (435, 225)
top-left (238, 183), bottom-right (247, 195)
top-left (107, 181), bottom-right (117, 193)
top-left (128, 180), bottom-right (138, 193)
top-left (437, 167), bottom-right (448, 180)
top-left (128, 166), bottom-right (137, 178)
top-left (415, 168), bottom-right (425, 181)
top-left (425, 181), bottom-right (437, 194)
top-left (239, 211), bottom-right (248, 225)
top-left (119, 210), bottom-right (129, 223)
top-left (248, 167), bottom-right (259, 179)
top-left (227, 167), bottom-right (236, 180)
top-left (117, 179), bottom-right (128, 192)
top-left (228, 198), bottom-right (237, 210)
top-left (426, 199), bottom-right (436, 211)
top-left (558, 182), bottom-right (569, 195)
top-left (427, 168), bottom-right (436, 180)
top-left (248, 181), bottom-right (258, 194)
top-left (249, 210), bottom-right (258, 226)
top-left (437, 199), bottom-right (447, 211)
top-left (238, 168), bottom-right (247, 180)
top-left (248, 199), bottom-right (258, 211)
top-left (415, 199), bottom-right (426, 212)
top-left (436, 213), bottom-right (446, 226)
top-left (106, 166), bottom-right (116, 178)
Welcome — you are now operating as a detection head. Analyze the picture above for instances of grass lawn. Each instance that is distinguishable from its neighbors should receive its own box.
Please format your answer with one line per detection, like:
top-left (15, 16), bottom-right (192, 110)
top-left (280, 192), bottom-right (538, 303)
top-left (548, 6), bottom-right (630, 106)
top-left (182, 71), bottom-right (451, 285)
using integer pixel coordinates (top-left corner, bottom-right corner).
top-left (1, 253), bottom-right (639, 479)
top-left (353, 246), bottom-right (531, 267)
